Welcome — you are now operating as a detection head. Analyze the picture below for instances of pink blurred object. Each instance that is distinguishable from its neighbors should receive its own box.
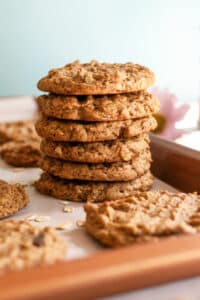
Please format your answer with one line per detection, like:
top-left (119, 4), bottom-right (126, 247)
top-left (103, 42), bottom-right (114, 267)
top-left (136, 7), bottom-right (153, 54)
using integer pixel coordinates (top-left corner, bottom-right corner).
top-left (151, 87), bottom-right (190, 140)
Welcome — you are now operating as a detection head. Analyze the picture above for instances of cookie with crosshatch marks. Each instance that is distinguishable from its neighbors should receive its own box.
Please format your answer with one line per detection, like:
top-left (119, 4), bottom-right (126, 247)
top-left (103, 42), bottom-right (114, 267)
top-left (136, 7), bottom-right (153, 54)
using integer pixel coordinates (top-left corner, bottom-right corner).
top-left (40, 151), bottom-right (151, 182)
top-left (0, 220), bottom-right (67, 273)
top-left (0, 180), bottom-right (28, 217)
top-left (40, 134), bottom-right (150, 163)
top-left (84, 191), bottom-right (200, 247)
top-left (35, 171), bottom-right (153, 202)
top-left (36, 91), bottom-right (159, 122)
top-left (37, 60), bottom-right (155, 95)
top-left (36, 116), bottom-right (157, 142)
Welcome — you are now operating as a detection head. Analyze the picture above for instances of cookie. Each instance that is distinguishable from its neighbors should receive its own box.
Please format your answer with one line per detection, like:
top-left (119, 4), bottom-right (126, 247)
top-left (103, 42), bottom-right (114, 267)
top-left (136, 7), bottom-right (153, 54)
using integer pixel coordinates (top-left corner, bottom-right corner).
top-left (36, 116), bottom-right (157, 142)
top-left (0, 180), bottom-right (28, 217)
top-left (37, 91), bottom-right (159, 122)
top-left (0, 220), bottom-right (66, 273)
top-left (0, 141), bottom-right (41, 167)
top-left (0, 120), bottom-right (39, 145)
top-left (84, 191), bottom-right (200, 247)
top-left (35, 171), bottom-right (153, 202)
top-left (40, 134), bottom-right (150, 163)
top-left (40, 151), bottom-right (151, 181)
top-left (37, 60), bottom-right (155, 95)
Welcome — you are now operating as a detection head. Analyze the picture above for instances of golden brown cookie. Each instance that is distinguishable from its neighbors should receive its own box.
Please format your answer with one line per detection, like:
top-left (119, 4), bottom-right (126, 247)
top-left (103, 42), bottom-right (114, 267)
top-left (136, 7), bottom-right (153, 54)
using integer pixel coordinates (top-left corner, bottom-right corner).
top-left (37, 60), bottom-right (155, 95)
top-left (0, 141), bottom-right (41, 167)
top-left (0, 120), bottom-right (39, 145)
top-left (36, 116), bottom-right (157, 142)
top-left (0, 180), bottom-right (28, 217)
top-left (35, 171), bottom-right (153, 202)
top-left (0, 220), bottom-right (66, 273)
top-left (40, 134), bottom-right (150, 163)
top-left (37, 91), bottom-right (159, 121)
top-left (84, 191), bottom-right (200, 247)
top-left (40, 151), bottom-right (151, 181)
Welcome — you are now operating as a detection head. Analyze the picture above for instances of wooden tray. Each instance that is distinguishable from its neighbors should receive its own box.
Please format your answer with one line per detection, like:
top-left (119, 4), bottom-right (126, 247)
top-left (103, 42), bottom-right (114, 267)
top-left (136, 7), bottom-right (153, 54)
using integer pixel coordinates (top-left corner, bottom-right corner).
top-left (0, 134), bottom-right (200, 300)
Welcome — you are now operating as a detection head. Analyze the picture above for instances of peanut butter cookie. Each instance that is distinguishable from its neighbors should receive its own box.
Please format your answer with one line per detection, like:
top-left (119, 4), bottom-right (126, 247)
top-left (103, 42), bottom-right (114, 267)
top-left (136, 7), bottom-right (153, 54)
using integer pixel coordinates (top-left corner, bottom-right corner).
top-left (84, 191), bottom-right (200, 247)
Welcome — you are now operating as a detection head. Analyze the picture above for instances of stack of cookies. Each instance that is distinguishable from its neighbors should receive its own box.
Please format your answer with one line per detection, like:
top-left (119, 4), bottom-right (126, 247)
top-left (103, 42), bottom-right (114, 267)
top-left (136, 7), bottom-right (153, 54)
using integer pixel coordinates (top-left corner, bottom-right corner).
top-left (35, 60), bottom-right (159, 202)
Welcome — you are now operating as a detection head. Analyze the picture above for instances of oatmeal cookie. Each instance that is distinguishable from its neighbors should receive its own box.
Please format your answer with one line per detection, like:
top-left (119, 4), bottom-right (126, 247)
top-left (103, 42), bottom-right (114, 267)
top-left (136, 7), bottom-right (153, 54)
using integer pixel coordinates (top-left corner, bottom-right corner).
top-left (37, 60), bottom-right (155, 95)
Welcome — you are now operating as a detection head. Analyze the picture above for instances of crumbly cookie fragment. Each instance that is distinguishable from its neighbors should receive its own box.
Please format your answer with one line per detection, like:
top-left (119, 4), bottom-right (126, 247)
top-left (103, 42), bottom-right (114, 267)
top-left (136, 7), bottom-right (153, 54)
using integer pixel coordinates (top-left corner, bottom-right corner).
top-left (36, 116), bottom-right (157, 142)
top-left (35, 171), bottom-right (153, 202)
top-left (0, 180), bottom-right (29, 217)
top-left (40, 151), bottom-right (151, 181)
top-left (40, 134), bottom-right (150, 163)
top-left (0, 141), bottom-right (41, 167)
top-left (37, 91), bottom-right (159, 121)
top-left (37, 60), bottom-right (155, 95)
top-left (84, 191), bottom-right (200, 247)
top-left (0, 220), bottom-right (66, 273)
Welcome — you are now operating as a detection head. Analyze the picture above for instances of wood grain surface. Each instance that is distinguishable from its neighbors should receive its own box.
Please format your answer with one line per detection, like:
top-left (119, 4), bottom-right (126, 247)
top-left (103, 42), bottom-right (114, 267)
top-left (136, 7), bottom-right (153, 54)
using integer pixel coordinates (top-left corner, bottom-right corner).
top-left (0, 135), bottom-right (200, 300)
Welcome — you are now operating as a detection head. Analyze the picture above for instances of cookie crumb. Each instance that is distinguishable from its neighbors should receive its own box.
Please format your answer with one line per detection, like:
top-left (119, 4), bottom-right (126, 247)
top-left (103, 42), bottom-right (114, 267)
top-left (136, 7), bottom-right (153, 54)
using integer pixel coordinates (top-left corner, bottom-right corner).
top-left (58, 200), bottom-right (69, 205)
top-left (34, 216), bottom-right (50, 222)
top-left (56, 221), bottom-right (72, 231)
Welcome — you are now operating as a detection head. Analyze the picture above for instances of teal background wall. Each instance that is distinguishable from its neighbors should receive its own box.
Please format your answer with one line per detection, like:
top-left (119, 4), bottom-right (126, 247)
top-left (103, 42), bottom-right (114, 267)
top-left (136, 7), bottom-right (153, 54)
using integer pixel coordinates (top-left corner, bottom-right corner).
top-left (0, 0), bottom-right (200, 102)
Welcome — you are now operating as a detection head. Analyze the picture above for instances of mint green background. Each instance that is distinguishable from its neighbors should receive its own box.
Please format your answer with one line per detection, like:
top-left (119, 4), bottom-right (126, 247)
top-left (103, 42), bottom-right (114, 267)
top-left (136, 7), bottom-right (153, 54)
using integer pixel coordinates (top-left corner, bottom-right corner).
top-left (0, 0), bottom-right (200, 102)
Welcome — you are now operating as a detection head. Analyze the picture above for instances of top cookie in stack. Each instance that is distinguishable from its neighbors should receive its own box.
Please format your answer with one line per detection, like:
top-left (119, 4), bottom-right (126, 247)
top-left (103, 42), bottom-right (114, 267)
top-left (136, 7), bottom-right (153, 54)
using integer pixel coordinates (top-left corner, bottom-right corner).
top-left (35, 60), bottom-right (159, 202)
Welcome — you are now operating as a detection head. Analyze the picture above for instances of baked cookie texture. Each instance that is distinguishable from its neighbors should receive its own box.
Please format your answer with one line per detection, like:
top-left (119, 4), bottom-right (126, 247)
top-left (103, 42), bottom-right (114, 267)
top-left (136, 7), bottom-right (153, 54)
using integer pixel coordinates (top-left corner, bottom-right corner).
top-left (35, 60), bottom-right (158, 201)
top-left (0, 120), bottom-right (39, 145)
top-left (37, 60), bottom-right (155, 95)
top-left (40, 134), bottom-right (150, 163)
top-left (40, 151), bottom-right (151, 182)
top-left (36, 116), bottom-right (157, 142)
top-left (0, 141), bottom-right (41, 167)
top-left (84, 191), bottom-right (200, 247)
top-left (0, 180), bottom-right (28, 217)
top-left (0, 220), bottom-right (66, 273)
top-left (35, 171), bottom-right (153, 202)
top-left (37, 91), bottom-right (159, 121)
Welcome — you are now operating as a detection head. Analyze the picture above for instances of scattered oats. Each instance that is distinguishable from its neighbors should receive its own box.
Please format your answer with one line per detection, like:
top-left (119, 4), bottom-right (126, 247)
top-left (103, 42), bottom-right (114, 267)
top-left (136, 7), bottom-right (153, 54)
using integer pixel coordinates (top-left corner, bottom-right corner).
top-left (63, 206), bottom-right (73, 213)
top-left (13, 167), bottom-right (25, 172)
top-left (59, 200), bottom-right (69, 205)
top-left (56, 221), bottom-right (73, 231)
top-left (25, 214), bottom-right (37, 221)
top-left (55, 146), bottom-right (62, 156)
top-left (34, 216), bottom-right (50, 222)
top-left (76, 220), bottom-right (85, 227)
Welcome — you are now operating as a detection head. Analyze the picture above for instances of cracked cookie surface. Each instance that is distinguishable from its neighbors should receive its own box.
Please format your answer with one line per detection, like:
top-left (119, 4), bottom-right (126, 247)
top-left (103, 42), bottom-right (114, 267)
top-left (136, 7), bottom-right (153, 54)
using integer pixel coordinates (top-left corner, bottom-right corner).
top-left (84, 191), bottom-right (200, 247)
top-left (39, 151), bottom-right (151, 181)
top-left (37, 91), bottom-right (159, 121)
top-left (0, 220), bottom-right (66, 273)
top-left (40, 134), bottom-right (150, 163)
top-left (35, 171), bottom-right (153, 202)
top-left (36, 116), bottom-right (157, 142)
top-left (0, 180), bottom-right (28, 217)
top-left (37, 60), bottom-right (155, 95)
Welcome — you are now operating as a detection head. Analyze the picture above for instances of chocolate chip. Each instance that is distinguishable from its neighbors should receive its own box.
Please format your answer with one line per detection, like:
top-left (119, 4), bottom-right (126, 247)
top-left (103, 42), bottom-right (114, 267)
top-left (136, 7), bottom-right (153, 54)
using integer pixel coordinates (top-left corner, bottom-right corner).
top-left (33, 232), bottom-right (45, 247)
